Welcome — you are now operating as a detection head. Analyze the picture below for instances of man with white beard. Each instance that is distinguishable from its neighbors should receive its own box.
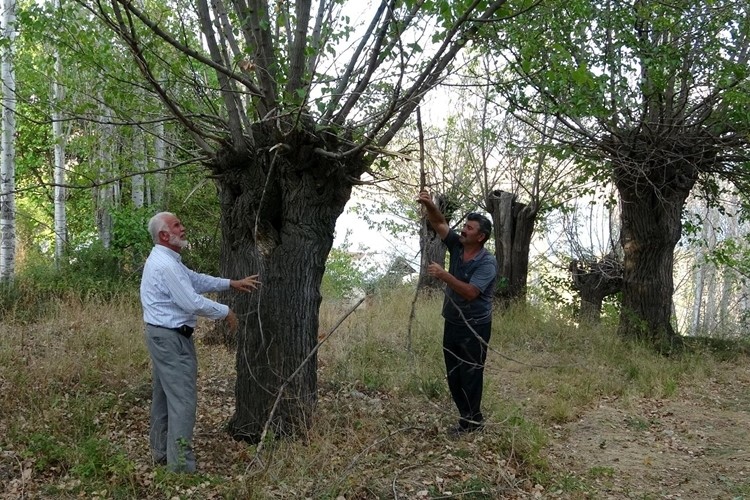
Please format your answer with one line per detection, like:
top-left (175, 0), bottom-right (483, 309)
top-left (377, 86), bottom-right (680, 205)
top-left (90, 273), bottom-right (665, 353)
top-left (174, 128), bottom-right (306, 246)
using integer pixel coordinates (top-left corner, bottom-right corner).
top-left (140, 212), bottom-right (259, 472)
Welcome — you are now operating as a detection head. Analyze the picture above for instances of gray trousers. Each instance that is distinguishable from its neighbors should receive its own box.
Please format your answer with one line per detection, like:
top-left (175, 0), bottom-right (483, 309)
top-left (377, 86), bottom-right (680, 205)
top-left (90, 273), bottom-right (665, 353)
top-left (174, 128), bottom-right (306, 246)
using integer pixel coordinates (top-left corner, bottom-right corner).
top-left (145, 324), bottom-right (198, 473)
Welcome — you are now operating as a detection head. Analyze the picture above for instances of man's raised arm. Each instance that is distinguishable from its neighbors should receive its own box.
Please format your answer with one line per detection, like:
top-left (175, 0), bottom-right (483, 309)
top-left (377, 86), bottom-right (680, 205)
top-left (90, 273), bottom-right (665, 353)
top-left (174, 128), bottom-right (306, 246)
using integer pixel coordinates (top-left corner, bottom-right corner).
top-left (417, 190), bottom-right (449, 240)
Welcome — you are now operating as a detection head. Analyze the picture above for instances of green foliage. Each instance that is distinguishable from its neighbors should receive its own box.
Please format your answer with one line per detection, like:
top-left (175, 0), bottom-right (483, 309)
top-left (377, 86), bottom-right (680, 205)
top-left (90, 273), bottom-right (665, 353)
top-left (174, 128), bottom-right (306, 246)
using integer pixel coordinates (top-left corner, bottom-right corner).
top-left (24, 433), bottom-right (68, 471)
top-left (109, 207), bottom-right (154, 271)
top-left (487, 0), bottom-right (750, 192)
top-left (322, 236), bottom-right (368, 300)
top-left (0, 245), bottom-right (139, 322)
top-left (534, 271), bottom-right (577, 318)
top-left (71, 437), bottom-right (135, 480)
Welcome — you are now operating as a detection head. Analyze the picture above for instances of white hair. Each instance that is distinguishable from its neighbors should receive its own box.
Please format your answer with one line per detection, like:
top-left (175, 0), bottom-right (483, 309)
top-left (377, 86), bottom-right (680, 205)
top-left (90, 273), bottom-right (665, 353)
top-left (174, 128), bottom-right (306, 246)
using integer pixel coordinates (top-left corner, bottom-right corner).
top-left (147, 212), bottom-right (175, 243)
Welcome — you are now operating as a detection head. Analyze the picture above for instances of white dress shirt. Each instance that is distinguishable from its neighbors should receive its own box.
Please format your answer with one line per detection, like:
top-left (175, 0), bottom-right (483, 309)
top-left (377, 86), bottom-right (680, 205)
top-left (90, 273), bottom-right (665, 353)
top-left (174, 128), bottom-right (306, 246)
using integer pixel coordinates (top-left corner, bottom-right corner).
top-left (140, 245), bottom-right (230, 328)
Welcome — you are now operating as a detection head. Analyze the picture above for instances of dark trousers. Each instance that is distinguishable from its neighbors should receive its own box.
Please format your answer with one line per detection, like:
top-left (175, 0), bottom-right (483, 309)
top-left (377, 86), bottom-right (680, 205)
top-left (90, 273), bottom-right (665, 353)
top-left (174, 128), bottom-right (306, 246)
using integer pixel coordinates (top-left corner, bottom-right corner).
top-left (443, 321), bottom-right (491, 427)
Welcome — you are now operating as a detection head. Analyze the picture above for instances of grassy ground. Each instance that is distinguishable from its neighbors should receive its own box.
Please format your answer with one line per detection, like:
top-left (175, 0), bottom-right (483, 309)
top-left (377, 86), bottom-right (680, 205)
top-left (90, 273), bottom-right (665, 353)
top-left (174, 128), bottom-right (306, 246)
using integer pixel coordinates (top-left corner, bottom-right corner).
top-left (0, 289), bottom-right (748, 498)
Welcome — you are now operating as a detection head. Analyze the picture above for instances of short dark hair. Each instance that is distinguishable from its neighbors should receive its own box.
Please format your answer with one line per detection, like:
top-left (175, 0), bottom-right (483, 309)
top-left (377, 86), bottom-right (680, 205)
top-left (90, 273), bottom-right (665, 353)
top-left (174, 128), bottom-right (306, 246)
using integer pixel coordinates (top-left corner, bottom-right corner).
top-left (466, 212), bottom-right (492, 242)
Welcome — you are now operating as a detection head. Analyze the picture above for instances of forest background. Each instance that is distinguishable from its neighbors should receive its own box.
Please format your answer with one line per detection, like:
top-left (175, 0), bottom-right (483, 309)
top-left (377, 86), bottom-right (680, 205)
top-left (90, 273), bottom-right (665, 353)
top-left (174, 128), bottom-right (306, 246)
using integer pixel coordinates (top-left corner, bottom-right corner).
top-left (1, 0), bottom-right (750, 498)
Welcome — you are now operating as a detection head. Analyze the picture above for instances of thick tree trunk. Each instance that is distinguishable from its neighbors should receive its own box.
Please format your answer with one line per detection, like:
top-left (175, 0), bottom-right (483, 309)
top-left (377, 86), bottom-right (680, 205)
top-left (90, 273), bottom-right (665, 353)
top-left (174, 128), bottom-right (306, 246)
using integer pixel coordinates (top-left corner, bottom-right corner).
top-left (606, 119), bottom-right (724, 352)
top-left (216, 132), bottom-right (359, 443)
top-left (613, 149), bottom-right (699, 351)
top-left (617, 193), bottom-right (684, 350)
top-left (487, 190), bottom-right (537, 304)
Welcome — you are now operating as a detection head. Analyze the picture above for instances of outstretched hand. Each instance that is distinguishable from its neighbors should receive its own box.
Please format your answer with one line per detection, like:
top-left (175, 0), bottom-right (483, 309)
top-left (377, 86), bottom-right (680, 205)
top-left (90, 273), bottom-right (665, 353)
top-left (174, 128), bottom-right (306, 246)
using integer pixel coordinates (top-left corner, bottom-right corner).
top-left (230, 274), bottom-right (261, 293)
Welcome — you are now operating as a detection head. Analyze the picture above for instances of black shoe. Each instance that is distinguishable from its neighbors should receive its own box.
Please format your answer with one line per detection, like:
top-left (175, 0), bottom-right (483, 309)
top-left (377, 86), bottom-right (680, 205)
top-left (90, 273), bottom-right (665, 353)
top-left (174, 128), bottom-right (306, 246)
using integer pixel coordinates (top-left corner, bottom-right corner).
top-left (447, 420), bottom-right (484, 437)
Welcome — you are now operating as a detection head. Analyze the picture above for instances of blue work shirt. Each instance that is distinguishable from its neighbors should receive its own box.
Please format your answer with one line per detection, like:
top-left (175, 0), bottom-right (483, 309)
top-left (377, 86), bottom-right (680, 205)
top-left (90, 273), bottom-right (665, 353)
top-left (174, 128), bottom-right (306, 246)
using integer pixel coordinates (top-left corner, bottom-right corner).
top-left (442, 230), bottom-right (497, 325)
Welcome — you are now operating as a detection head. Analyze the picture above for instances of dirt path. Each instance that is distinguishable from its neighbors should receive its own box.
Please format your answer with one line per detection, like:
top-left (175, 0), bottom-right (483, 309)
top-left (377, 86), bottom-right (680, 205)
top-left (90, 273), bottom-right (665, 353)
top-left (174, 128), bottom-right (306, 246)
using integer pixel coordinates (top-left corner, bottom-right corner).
top-left (545, 364), bottom-right (750, 499)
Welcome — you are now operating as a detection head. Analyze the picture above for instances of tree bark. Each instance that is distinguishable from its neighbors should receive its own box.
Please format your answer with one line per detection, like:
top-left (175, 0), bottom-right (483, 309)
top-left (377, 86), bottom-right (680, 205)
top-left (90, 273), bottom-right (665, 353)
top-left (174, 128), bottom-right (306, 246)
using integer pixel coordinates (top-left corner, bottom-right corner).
top-left (569, 256), bottom-right (623, 324)
top-left (417, 193), bottom-right (455, 292)
top-left (52, 15), bottom-right (67, 268)
top-left (96, 101), bottom-right (115, 249)
top-left (0, 0), bottom-right (17, 282)
top-left (152, 121), bottom-right (167, 209)
top-left (131, 131), bottom-right (145, 208)
top-left (217, 128), bottom-right (362, 442)
top-left (487, 190), bottom-right (537, 304)
top-left (617, 191), bottom-right (685, 350)
top-left (611, 130), bottom-right (706, 351)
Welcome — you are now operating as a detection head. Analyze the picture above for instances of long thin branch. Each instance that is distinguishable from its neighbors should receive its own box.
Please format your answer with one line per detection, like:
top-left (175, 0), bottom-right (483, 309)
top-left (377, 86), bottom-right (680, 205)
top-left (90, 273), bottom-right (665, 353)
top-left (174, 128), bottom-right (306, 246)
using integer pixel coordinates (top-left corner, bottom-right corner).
top-left (285, 0), bottom-right (312, 95)
top-left (305, 0), bottom-right (332, 80)
top-left (321, 0), bottom-right (388, 123)
top-left (196, 0), bottom-right (247, 150)
top-left (331, 0), bottom-right (397, 126)
top-left (11, 158), bottom-right (210, 195)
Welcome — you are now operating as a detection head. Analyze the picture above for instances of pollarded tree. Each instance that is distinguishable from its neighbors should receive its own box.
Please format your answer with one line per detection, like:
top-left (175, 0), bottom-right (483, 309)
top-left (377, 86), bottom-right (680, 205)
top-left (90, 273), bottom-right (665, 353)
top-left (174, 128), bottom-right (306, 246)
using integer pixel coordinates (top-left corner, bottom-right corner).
top-left (71, 0), bottom-right (514, 442)
top-left (489, 0), bottom-right (750, 351)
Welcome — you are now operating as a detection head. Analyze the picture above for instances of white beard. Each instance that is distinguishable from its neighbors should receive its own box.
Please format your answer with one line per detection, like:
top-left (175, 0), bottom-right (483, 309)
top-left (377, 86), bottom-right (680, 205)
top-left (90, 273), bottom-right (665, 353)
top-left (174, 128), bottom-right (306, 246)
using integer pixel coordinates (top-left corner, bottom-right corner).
top-left (168, 233), bottom-right (189, 249)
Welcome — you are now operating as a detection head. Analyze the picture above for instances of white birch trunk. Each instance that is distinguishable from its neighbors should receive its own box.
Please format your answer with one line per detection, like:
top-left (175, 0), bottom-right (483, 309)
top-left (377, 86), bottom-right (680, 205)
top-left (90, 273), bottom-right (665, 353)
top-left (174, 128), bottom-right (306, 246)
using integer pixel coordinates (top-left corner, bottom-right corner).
top-left (52, 3), bottom-right (67, 266)
top-left (131, 132), bottom-right (145, 208)
top-left (96, 101), bottom-right (115, 248)
top-left (719, 197), bottom-right (739, 329)
top-left (690, 247), bottom-right (705, 335)
top-left (152, 121), bottom-right (167, 208)
top-left (704, 210), bottom-right (719, 334)
top-left (0, 0), bottom-right (17, 281)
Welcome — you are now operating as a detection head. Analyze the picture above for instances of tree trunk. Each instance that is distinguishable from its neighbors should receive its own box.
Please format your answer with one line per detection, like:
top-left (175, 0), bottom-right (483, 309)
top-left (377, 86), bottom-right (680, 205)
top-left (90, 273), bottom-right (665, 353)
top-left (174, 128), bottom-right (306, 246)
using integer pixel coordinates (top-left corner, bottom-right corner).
top-left (613, 138), bottom-right (700, 351)
top-left (217, 132), bottom-right (360, 443)
top-left (690, 214), bottom-right (708, 335)
top-left (487, 190), bottom-right (537, 304)
top-left (569, 256), bottom-right (623, 324)
top-left (131, 132), bottom-right (145, 208)
top-left (52, 21), bottom-right (67, 268)
top-left (704, 209), bottom-right (719, 333)
top-left (617, 195), bottom-right (684, 350)
top-left (719, 199), bottom-right (738, 331)
top-left (96, 101), bottom-right (115, 249)
top-left (0, 0), bottom-right (17, 282)
top-left (417, 193), bottom-right (455, 292)
top-left (152, 121), bottom-right (167, 209)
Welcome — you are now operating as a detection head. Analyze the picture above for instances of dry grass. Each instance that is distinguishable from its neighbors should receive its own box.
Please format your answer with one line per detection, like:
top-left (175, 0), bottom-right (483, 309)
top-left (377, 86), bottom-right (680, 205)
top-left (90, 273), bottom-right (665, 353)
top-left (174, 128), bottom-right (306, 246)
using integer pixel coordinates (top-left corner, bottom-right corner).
top-left (0, 289), bottom-right (736, 498)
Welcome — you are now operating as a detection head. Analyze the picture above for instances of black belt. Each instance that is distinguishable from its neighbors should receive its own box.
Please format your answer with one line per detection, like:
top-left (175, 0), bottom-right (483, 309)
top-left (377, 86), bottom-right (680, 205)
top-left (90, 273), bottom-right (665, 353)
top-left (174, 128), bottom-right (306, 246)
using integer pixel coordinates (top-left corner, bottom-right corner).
top-left (147, 323), bottom-right (194, 338)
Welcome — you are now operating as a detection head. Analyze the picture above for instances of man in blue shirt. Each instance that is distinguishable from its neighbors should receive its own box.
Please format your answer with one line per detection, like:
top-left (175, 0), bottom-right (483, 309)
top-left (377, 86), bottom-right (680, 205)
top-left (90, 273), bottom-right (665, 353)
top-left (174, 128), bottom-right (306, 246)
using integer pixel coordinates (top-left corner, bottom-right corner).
top-left (140, 212), bottom-right (260, 472)
top-left (417, 191), bottom-right (497, 436)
